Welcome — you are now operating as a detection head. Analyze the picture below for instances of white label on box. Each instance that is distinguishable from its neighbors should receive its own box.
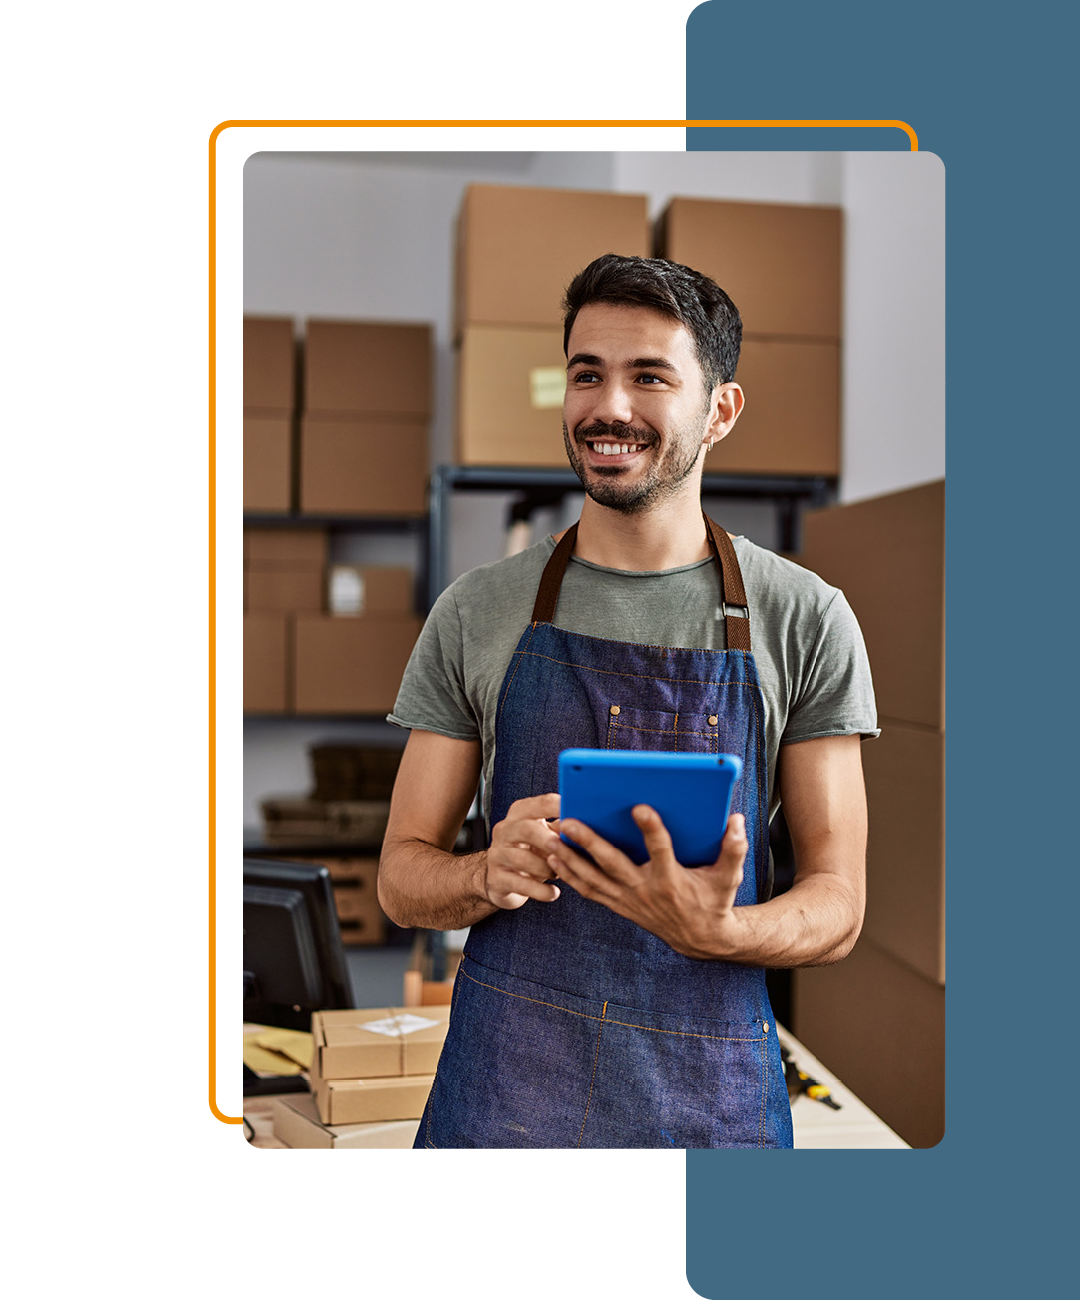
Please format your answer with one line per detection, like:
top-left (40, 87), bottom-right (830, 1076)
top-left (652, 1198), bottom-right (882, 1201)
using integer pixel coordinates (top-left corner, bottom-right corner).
top-left (360, 1014), bottom-right (441, 1038)
top-left (329, 566), bottom-right (365, 616)
top-left (529, 367), bottom-right (566, 409)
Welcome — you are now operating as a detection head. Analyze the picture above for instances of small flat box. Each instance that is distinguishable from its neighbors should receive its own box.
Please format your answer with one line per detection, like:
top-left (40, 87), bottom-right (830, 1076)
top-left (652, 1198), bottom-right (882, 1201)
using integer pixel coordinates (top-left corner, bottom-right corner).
top-left (312, 1005), bottom-right (451, 1080)
top-left (271, 1092), bottom-right (420, 1149)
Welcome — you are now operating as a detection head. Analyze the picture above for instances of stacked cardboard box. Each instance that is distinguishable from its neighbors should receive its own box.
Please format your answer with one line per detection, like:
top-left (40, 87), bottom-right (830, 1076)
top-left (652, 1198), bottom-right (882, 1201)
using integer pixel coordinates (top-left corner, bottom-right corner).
top-left (793, 480), bottom-right (945, 1148)
top-left (317, 856), bottom-right (386, 947)
top-left (655, 198), bottom-right (842, 477)
top-left (242, 528), bottom-right (327, 713)
top-left (243, 529), bottom-right (420, 715)
top-left (454, 184), bottom-right (650, 467)
top-left (294, 564), bottom-right (421, 715)
top-left (310, 1005), bottom-right (450, 1126)
top-left (271, 1092), bottom-right (420, 1149)
top-left (244, 316), bottom-right (296, 512)
top-left (299, 319), bottom-right (431, 516)
top-left (244, 527), bottom-right (328, 615)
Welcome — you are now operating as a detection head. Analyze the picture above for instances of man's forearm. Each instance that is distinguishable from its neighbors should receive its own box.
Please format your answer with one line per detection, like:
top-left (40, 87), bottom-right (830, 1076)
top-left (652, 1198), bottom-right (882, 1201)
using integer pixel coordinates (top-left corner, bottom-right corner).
top-left (703, 871), bottom-right (863, 968)
top-left (377, 837), bottom-right (499, 931)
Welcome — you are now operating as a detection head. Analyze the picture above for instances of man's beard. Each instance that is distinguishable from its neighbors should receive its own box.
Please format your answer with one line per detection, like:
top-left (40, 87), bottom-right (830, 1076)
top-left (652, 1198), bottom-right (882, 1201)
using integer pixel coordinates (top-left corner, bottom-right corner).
top-left (562, 420), bottom-right (704, 515)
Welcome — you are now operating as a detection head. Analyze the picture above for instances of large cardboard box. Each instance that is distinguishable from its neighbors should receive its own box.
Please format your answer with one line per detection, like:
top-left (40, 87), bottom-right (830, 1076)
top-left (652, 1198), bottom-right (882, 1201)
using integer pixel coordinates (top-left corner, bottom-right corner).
top-left (293, 615), bottom-right (422, 714)
top-left (271, 1092), bottom-right (420, 1149)
top-left (243, 415), bottom-right (292, 513)
top-left (794, 939), bottom-right (945, 1149)
top-left (656, 198), bottom-right (842, 340)
top-left (705, 337), bottom-right (839, 476)
top-left (326, 565), bottom-right (414, 617)
top-left (243, 613), bottom-right (290, 713)
top-left (861, 723), bottom-right (945, 985)
top-left (244, 316), bottom-right (296, 410)
top-left (304, 320), bottom-right (432, 418)
top-left (245, 528), bottom-right (328, 569)
top-left (799, 481), bottom-right (945, 728)
top-left (312, 1005), bottom-right (451, 1080)
top-left (245, 568), bottom-right (323, 615)
top-left (244, 528), bottom-right (328, 614)
top-left (332, 883), bottom-right (387, 946)
top-left (300, 416), bottom-right (427, 516)
top-left (456, 325), bottom-right (569, 466)
top-left (456, 184), bottom-right (650, 332)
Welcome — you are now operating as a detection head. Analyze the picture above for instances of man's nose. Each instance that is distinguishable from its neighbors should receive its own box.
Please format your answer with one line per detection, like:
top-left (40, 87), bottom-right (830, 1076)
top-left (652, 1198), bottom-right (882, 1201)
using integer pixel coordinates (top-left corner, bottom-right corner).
top-left (589, 379), bottom-right (635, 426)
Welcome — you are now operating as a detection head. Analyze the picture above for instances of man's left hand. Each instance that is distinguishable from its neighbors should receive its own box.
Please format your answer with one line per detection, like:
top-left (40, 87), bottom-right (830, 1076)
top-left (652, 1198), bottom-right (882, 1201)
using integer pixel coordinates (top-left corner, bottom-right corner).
top-left (547, 806), bottom-right (748, 960)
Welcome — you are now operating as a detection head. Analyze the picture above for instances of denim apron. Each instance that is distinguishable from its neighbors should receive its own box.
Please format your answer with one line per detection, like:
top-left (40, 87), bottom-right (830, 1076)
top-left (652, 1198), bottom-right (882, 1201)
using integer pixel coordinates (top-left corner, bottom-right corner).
top-left (416, 515), bottom-right (793, 1149)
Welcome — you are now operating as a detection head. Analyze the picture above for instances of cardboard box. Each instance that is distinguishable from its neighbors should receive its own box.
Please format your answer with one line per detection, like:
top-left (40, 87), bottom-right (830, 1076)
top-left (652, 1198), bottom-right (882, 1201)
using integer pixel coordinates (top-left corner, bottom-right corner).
top-left (799, 481), bottom-right (945, 729)
top-left (304, 319), bottom-right (432, 418)
top-left (456, 184), bottom-right (650, 331)
top-left (312, 1006), bottom-right (451, 1080)
top-left (333, 883), bottom-right (387, 945)
top-left (293, 615), bottom-right (422, 714)
top-left (314, 1072), bottom-right (436, 1127)
top-left (704, 337), bottom-right (839, 476)
top-left (794, 939), bottom-right (945, 1149)
top-left (300, 416), bottom-right (428, 515)
top-left (309, 747), bottom-right (403, 801)
top-left (327, 566), bottom-right (414, 617)
top-left (243, 415), bottom-right (292, 513)
top-left (456, 326), bottom-right (569, 466)
top-left (244, 528), bottom-right (328, 569)
top-left (656, 198), bottom-right (842, 340)
top-left (271, 1092), bottom-right (420, 1149)
top-left (243, 614), bottom-right (290, 713)
top-left (861, 723), bottom-right (945, 985)
top-left (244, 316), bottom-right (296, 410)
top-left (243, 527), bottom-right (326, 614)
top-left (246, 568), bottom-right (324, 615)
top-left (330, 864), bottom-right (379, 908)
top-left (315, 855), bottom-right (381, 883)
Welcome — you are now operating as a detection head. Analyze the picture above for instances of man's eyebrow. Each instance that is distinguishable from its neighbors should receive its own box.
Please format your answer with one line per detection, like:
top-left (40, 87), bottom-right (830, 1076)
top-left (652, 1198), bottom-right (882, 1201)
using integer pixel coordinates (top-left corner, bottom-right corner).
top-left (566, 353), bottom-right (680, 373)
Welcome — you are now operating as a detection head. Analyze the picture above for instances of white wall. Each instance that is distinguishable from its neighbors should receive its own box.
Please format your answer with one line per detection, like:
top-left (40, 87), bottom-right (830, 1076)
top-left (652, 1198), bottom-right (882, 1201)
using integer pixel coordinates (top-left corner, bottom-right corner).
top-left (243, 149), bottom-right (944, 825)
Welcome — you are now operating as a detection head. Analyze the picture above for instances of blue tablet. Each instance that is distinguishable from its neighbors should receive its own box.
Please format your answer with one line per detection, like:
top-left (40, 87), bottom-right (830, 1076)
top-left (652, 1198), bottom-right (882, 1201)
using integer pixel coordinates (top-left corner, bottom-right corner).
top-left (558, 749), bottom-right (743, 868)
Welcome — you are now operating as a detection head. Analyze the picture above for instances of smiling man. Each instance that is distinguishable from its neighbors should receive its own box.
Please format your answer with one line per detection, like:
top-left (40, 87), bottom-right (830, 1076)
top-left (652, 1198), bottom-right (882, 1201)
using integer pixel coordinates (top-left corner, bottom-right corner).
top-left (379, 253), bottom-right (878, 1149)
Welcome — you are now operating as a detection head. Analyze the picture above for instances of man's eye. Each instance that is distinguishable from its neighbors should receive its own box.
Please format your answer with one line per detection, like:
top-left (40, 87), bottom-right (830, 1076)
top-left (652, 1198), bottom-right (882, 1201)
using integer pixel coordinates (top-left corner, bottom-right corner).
top-left (572, 372), bottom-right (600, 384)
top-left (637, 374), bottom-right (663, 385)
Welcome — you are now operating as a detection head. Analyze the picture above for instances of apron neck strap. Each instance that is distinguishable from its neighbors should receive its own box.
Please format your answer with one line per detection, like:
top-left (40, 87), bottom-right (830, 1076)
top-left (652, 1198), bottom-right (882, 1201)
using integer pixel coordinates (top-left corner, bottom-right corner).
top-left (531, 513), bottom-right (751, 652)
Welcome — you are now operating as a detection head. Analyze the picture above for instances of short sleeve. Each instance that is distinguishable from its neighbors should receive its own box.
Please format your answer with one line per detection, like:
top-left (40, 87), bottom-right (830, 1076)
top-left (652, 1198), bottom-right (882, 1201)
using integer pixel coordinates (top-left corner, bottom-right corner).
top-left (781, 590), bottom-right (880, 744)
top-left (386, 585), bottom-right (480, 741)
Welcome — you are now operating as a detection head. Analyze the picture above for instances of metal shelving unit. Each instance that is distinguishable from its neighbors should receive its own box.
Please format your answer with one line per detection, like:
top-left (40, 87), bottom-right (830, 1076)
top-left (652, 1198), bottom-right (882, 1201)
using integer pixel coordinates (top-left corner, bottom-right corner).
top-left (426, 465), bottom-right (835, 609)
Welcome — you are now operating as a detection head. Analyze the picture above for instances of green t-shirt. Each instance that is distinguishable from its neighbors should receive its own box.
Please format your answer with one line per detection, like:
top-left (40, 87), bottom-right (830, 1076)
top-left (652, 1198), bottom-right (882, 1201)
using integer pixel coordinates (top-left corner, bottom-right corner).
top-left (389, 535), bottom-right (878, 824)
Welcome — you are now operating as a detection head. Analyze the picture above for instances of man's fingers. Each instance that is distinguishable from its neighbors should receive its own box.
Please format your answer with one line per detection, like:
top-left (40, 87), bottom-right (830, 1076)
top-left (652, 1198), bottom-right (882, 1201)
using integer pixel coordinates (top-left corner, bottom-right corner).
top-left (705, 813), bottom-right (747, 887)
top-left (556, 819), bottom-right (639, 883)
top-left (508, 793), bottom-right (561, 820)
top-left (631, 805), bottom-right (677, 866)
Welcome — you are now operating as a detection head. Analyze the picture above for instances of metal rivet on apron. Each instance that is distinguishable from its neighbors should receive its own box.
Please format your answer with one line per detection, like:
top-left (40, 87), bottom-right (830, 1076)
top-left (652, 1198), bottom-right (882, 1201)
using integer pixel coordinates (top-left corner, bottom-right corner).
top-left (763, 1022), bottom-right (769, 1033)
top-left (708, 715), bottom-right (718, 726)
top-left (609, 705), bottom-right (620, 716)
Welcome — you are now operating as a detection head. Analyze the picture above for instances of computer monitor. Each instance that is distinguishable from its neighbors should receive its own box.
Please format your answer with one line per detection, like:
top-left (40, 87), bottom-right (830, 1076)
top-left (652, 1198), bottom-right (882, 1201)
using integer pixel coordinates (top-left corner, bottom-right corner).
top-left (243, 856), bottom-right (356, 1033)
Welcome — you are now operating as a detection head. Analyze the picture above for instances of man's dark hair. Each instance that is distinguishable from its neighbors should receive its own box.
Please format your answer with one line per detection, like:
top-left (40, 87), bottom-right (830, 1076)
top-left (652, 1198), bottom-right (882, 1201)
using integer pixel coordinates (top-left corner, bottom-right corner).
top-left (562, 253), bottom-right (742, 389)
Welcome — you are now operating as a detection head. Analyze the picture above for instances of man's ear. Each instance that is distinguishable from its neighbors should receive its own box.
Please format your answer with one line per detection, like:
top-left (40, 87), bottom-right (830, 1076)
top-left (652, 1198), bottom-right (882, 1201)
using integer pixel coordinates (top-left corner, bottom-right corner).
top-left (704, 382), bottom-right (745, 450)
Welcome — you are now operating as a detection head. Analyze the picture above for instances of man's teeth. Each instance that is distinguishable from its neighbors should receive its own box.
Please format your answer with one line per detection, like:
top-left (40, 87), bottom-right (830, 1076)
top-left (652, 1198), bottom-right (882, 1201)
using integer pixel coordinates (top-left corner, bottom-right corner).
top-left (590, 442), bottom-right (645, 456)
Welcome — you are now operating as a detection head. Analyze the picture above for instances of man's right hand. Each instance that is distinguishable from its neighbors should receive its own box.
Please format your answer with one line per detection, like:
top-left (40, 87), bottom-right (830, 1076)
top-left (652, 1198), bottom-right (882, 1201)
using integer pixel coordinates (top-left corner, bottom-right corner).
top-left (484, 793), bottom-right (562, 910)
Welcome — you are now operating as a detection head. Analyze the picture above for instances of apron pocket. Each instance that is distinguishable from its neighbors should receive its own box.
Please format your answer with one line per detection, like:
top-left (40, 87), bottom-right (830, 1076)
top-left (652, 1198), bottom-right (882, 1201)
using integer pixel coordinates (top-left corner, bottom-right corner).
top-left (421, 958), bottom-right (612, 1149)
top-left (577, 999), bottom-right (788, 1149)
top-left (605, 704), bottom-right (720, 754)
